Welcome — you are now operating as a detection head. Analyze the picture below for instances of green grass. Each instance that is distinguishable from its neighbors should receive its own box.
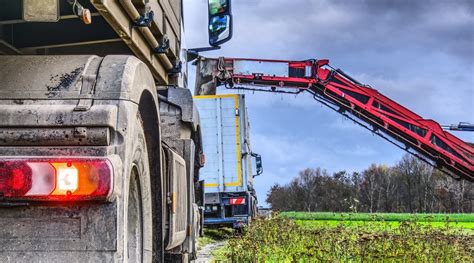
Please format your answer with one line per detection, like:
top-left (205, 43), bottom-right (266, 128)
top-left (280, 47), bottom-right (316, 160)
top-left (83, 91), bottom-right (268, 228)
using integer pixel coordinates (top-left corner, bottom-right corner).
top-left (280, 212), bottom-right (474, 233)
top-left (198, 228), bottom-right (235, 263)
top-left (203, 227), bottom-right (234, 241)
top-left (197, 235), bottom-right (214, 250)
top-left (280, 211), bottom-right (474, 222)
top-left (218, 217), bottom-right (474, 262)
top-left (212, 242), bottom-right (230, 262)
top-left (295, 220), bottom-right (474, 235)
top-left (212, 213), bottom-right (474, 261)
top-left (295, 219), bottom-right (474, 227)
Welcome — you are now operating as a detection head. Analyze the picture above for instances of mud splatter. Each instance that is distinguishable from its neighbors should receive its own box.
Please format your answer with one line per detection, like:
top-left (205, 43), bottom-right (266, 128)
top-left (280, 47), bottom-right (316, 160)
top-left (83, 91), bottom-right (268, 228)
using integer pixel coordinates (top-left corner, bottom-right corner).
top-left (45, 67), bottom-right (83, 97)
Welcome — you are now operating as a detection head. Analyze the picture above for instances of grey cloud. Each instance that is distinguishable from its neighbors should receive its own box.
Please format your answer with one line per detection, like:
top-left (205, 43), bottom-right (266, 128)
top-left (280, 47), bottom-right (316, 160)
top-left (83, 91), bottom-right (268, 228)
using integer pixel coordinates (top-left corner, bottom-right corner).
top-left (232, 0), bottom-right (473, 64)
top-left (183, 0), bottom-right (473, 205)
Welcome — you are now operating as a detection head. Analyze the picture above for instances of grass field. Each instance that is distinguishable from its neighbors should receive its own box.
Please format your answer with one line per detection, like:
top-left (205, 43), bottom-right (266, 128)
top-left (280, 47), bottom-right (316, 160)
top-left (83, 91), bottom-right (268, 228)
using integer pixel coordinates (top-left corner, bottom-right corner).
top-left (213, 212), bottom-right (474, 262)
top-left (280, 211), bottom-right (474, 223)
top-left (281, 211), bottom-right (474, 232)
top-left (295, 219), bottom-right (474, 231)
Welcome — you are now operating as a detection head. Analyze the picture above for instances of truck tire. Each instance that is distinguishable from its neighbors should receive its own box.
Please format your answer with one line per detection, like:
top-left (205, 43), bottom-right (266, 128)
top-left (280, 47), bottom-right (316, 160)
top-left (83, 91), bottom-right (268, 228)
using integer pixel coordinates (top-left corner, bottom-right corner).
top-left (123, 118), bottom-right (155, 262)
top-left (127, 168), bottom-right (144, 262)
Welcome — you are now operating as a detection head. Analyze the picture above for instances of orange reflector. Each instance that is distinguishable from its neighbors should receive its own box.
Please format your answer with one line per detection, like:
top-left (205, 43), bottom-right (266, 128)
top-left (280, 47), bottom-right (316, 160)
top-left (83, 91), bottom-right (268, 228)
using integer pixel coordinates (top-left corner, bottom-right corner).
top-left (73, 161), bottom-right (101, 195)
top-left (82, 9), bottom-right (92, 24)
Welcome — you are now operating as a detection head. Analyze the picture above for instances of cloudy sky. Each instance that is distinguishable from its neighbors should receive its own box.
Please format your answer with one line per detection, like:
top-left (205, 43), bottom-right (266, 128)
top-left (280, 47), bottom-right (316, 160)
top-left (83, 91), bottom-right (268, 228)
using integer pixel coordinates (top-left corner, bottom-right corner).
top-left (183, 0), bottom-right (474, 205)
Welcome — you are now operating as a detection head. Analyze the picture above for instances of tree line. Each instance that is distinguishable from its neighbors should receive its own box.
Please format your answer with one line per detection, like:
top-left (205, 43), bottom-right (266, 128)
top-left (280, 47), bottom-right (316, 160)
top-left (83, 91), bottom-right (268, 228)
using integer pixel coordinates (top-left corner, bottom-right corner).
top-left (266, 154), bottom-right (473, 213)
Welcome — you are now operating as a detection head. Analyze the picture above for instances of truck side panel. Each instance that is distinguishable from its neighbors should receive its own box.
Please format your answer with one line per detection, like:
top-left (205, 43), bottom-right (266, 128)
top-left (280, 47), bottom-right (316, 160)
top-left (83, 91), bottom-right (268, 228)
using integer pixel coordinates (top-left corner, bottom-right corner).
top-left (195, 94), bottom-right (250, 193)
top-left (194, 94), bottom-right (257, 228)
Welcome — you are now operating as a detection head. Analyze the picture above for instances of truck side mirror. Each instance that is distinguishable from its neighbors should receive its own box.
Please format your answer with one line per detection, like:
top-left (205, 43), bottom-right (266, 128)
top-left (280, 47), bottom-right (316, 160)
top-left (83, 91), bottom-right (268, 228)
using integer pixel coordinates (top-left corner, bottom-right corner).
top-left (208, 0), bottom-right (233, 46)
top-left (251, 153), bottom-right (263, 177)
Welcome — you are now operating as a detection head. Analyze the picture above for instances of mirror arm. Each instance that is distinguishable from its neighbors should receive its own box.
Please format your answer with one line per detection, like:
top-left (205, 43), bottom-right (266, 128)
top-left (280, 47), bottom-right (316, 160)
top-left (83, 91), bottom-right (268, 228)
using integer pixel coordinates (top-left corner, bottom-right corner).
top-left (188, 46), bottom-right (221, 53)
top-left (187, 46), bottom-right (221, 62)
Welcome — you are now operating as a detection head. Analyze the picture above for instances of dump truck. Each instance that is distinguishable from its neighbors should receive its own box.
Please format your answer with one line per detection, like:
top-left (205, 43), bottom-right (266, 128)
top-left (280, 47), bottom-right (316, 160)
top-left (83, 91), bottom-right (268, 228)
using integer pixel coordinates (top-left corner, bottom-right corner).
top-left (0, 0), bottom-right (234, 262)
top-left (194, 94), bottom-right (262, 229)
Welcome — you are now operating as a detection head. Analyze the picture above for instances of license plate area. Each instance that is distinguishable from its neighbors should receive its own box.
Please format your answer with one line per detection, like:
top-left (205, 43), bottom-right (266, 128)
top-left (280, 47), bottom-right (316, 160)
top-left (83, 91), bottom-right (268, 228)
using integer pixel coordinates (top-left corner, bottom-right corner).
top-left (0, 203), bottom-right (116, 252)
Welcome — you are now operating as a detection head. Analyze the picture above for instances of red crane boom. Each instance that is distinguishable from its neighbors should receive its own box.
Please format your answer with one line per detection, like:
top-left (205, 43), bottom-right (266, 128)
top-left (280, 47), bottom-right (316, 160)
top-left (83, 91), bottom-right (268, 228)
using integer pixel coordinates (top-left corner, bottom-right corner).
top-left (205, 57), bottom-right (474, 181)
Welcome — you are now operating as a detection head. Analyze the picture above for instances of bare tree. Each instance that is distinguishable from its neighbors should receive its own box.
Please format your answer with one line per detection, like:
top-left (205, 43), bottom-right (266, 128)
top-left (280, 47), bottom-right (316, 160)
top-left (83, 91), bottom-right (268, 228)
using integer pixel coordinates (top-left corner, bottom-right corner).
top-left (266, 154), bottom-right (473, 213)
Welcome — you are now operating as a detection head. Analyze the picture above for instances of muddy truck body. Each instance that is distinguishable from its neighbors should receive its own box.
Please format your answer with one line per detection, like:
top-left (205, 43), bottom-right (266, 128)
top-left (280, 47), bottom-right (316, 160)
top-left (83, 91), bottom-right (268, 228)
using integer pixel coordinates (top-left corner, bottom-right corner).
top-left (0, 0), bottom-right (234, 262)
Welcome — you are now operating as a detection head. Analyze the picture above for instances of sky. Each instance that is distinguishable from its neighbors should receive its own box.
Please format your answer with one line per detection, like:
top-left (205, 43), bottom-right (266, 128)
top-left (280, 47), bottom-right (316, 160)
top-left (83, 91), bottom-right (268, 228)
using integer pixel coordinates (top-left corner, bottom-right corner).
top-left (183, 0), bottom-right (474, 205)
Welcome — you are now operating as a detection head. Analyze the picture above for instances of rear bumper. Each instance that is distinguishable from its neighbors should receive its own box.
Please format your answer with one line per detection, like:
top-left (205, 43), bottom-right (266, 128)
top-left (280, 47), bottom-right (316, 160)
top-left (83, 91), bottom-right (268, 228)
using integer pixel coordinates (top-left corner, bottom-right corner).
top-left (204, 217), bottom-right (248, 228)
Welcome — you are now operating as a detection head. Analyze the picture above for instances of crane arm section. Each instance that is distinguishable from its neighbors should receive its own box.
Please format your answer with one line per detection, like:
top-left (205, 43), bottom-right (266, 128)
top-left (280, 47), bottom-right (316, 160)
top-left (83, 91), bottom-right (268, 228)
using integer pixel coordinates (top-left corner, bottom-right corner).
top-left (201, 57), bottom-right (474, 181)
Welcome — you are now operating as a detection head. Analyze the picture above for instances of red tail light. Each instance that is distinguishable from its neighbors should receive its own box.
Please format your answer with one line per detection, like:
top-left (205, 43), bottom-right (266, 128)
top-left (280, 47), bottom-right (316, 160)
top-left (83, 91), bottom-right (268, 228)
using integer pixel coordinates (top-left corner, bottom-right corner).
top-left (0, 159), bottom-right (112, 201)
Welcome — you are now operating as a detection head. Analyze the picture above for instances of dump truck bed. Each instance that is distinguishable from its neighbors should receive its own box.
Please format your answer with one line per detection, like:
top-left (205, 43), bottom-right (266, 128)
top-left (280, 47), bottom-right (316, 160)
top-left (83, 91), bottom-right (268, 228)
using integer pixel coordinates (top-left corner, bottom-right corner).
top-left (0, 0), bottom-right (181, 84)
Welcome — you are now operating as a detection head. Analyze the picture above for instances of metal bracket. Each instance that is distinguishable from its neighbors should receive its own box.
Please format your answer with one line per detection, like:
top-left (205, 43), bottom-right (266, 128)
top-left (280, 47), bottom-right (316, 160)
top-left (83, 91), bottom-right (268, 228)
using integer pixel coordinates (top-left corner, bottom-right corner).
top-left (187, 46), bottom-right (221, 62)
top-left (74, 74), bottom-right (96, 111)
top-left (74, 127), bottom-right (87, 138)
top-left (167, 61), bottom-right (182, 75)
top-left (134, 10), bottom-right (154, 27)
top-left (74, 57), bottom-right (103, 111)
top-left (153, 35), bottom-right (170, 54)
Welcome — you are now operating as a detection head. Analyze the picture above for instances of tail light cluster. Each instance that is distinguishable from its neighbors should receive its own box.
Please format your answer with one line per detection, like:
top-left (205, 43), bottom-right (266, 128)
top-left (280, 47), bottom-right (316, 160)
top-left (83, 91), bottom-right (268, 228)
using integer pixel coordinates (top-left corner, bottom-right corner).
top-left (0, 159), bottom-right (112, 201)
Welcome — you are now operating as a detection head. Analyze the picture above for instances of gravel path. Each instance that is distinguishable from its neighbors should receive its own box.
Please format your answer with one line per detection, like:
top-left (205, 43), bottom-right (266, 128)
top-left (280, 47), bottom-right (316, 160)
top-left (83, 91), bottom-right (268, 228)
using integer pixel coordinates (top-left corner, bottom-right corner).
top-left (195, 240), bottom-right (226, 263)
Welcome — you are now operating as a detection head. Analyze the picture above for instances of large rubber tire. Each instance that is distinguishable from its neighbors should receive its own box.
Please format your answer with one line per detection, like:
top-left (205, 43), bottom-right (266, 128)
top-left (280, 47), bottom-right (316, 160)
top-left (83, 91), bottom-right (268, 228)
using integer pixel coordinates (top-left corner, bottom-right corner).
top-left (126, 168), bottom-right (143, 262)
top-left (122, 119), bottom-right (155, 262)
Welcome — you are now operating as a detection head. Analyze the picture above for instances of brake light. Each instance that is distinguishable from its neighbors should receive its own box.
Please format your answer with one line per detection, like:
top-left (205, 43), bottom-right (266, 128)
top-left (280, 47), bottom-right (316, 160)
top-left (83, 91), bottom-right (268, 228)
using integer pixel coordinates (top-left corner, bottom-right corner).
top-left (0, 159), bottom-right (112, 201)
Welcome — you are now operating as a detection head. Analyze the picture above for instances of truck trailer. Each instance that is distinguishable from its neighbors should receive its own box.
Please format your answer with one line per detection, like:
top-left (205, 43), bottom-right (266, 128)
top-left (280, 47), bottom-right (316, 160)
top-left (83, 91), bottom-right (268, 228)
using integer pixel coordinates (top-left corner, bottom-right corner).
top-left (194, 94), bottom-right (262, 229)
top-left (0, 0), bottom-right (235, 262)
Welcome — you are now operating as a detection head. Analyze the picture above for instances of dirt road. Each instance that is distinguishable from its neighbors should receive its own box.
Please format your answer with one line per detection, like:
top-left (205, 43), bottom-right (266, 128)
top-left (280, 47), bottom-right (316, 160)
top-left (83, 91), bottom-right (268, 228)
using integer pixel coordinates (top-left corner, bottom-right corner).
top-left (195, 240), bottom-right (226, 263)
